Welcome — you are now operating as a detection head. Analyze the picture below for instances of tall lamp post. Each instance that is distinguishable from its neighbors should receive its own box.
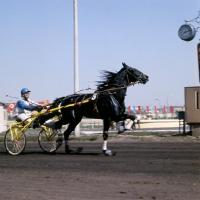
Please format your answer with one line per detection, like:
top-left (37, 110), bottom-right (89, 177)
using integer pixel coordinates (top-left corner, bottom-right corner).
top-left (155, 99), bottom-right (162, 114)
top-left (74, 0), bottom-right (80, 136)
top-left (166, 95), bottom-right (173, 113)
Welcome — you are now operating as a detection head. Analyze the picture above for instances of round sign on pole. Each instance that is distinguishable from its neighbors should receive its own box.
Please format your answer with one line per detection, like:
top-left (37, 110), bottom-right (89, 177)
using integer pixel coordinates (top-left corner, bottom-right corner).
top-left (178, 24), bottom-right (196, 41)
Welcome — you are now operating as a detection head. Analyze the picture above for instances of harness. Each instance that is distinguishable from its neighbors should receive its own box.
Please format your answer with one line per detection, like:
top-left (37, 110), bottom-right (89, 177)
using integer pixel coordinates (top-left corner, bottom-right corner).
top-left (50, 68), bottom-right (145, 117)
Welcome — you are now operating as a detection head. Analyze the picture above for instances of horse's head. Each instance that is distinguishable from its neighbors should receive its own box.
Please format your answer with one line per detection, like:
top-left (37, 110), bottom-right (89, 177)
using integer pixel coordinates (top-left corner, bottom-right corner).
top-left (122, 62), bottom-right (149, 84)
top-left (96, 63), bottom-right (149, 91)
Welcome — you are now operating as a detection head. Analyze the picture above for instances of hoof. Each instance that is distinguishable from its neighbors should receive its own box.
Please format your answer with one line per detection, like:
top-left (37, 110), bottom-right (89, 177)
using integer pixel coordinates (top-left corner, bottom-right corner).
top-left (65, 149), bottom-right (74, 154)
top-left (65, 147), bottom-right (83, 154)
top-left (118, 126), bottom-right (125, 134)
top-left (76, 147), bottom-right (83, 153)
top-left (103, 149), bottom-right (116, 156)
top-left (49, 151), bottom-right (57, 155)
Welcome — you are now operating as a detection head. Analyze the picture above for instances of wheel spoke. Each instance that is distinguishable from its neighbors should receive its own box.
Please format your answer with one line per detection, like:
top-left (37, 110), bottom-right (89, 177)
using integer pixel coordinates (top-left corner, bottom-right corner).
top-left (4, 126), bottom-right (26, 155)
top-left (38, 128), bottom-right (58, 153)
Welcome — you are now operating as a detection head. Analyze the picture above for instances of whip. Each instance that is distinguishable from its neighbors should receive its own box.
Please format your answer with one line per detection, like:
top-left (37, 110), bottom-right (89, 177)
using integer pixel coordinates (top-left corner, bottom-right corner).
top-left (6, 95), bottom-right (20, 99)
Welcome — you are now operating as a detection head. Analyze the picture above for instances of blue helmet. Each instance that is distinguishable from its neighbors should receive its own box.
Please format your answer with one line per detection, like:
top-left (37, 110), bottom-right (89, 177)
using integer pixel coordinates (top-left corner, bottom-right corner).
top-left (21, 88), bottom-right (31, 95)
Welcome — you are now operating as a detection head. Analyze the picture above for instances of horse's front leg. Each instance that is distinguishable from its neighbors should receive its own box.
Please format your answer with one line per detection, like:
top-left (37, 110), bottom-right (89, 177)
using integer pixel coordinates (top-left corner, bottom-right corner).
top-left (63, 119), bottom-right (82, 154)
top-left (102, 118), bottom-right (115, 156)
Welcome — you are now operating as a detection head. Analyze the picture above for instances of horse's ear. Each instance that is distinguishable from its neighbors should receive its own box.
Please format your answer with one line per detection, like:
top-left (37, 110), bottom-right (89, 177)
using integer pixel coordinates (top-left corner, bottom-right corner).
top-left (122, 62), bottom-right (127, 68)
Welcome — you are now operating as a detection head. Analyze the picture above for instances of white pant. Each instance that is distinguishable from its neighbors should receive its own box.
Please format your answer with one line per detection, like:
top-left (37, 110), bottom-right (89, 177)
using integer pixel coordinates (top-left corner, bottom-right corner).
top-left (17, 113), bottom-right (31, 123)
top-left (17, 113), bottom-right (34, 128)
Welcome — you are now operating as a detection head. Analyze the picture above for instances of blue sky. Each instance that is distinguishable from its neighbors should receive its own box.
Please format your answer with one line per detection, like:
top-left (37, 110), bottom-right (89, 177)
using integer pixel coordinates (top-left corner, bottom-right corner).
top-left (0, 0), bottom-right (200, 108)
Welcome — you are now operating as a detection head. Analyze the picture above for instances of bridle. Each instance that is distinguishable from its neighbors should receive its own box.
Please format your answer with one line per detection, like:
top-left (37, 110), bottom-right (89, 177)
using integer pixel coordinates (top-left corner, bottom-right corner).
top-left (96, 68), bottom-right (145, 94)
top-left (126, 68), bottom-right (146, 85)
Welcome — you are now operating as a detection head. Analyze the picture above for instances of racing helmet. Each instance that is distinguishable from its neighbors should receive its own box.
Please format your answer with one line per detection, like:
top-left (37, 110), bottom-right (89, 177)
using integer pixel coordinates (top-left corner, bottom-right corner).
top-left (21, 88), bottom-right (31, 95)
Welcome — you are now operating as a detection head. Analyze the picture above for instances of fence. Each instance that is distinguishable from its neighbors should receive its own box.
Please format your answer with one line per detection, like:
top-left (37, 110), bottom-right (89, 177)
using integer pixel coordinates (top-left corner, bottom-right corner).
top-left (4, 108), bottom-right (184, 131)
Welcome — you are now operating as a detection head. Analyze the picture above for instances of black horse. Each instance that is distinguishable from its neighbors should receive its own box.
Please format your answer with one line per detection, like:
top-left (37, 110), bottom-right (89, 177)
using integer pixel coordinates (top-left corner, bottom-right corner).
top-left (40, 62), bottom-right (149, 155)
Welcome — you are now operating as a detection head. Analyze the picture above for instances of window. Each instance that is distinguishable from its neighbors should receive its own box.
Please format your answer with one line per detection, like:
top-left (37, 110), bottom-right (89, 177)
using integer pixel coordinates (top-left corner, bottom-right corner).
top-left (195, 91), bottom-right (199, 109)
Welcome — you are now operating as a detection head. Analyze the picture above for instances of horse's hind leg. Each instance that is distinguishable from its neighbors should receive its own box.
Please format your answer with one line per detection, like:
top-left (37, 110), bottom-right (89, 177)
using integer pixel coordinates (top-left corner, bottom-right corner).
top-left (115, 114), bottom-right (136, 134)
top-left (119, 113), bottom-right (136, 121)
top-left (49, 118), bottom-right (67, 152)
top-left (63, 116), bottom-right (82, 154)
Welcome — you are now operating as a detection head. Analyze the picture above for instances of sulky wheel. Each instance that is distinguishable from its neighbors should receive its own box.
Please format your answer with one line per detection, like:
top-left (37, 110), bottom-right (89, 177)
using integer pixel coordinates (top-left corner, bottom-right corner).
top-left (38, 127), bottom-right (58, 153)
top-left (4, 126), bottom-right (26, 155)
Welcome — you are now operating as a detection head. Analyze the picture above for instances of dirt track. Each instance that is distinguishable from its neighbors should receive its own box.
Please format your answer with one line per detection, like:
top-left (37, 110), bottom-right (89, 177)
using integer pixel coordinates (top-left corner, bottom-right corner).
top-left (0, 135), bottom-right (200, 200)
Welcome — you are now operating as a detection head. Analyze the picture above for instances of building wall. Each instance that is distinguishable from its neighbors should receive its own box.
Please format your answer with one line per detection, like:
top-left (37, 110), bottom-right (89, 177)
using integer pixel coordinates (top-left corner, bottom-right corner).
top-left (185, 86), bottom-right (200, 123)
top-left (0, 105), bottom-right (7, 133)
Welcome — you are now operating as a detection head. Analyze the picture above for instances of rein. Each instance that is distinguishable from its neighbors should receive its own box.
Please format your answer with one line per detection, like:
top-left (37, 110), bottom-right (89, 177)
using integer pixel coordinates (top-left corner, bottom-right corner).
top-left (96, 82), bottom-right (136, 94)
top-left (50, 69), bottom-right (142, 109)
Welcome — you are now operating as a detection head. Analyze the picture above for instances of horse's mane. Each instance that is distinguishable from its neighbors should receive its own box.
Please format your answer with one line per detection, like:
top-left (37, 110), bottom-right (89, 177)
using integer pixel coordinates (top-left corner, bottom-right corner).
top-left (51, 97), bottom-right (66, 108)
top-left (96, 68), bottom-right (124, 90)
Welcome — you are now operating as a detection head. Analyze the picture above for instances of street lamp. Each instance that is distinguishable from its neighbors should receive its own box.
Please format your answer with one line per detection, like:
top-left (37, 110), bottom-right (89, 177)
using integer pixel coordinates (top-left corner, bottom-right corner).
top-left (166, 95), bottom-right (173, 113)
top-left (155, 99), bottom-right (162, 113)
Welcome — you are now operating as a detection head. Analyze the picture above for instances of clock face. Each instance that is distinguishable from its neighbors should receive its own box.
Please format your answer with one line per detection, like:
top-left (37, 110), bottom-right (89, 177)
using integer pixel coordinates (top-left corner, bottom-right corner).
top-left (178, 24), bottom-right (196, 41)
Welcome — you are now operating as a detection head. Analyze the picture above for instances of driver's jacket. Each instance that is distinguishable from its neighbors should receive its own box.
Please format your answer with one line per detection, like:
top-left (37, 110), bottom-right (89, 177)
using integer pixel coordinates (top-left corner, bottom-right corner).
top-left (13, 97), bottom-right (38, 117)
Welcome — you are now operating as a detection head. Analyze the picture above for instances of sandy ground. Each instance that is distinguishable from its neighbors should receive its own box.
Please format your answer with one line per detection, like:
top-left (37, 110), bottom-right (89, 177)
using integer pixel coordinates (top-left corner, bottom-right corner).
top-left (0, 133), bottom-right (200, 200)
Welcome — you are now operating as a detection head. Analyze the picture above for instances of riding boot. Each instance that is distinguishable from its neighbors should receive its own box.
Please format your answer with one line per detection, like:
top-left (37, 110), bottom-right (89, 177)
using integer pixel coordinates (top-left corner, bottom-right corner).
top-left (57, 129), bottom-right (63, 139)
top-left (32, 121), bottom-right (40, 129)
top-left (43, 120), bottom-right (56, 129)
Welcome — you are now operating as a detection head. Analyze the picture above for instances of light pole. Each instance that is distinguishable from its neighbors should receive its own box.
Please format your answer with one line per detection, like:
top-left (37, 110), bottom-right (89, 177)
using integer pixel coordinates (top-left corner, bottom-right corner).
top-left (155, 99), bottom-right (162, 114)
top-left (74, 0), bottom-right (80, 136)
top-left (166, 95), bottom-right (173, 113)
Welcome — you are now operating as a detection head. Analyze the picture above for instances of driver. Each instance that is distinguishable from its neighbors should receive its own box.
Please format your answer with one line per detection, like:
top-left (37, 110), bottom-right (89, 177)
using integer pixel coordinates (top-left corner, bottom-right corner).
top-left (13, 88), bottom-right (45, 128)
